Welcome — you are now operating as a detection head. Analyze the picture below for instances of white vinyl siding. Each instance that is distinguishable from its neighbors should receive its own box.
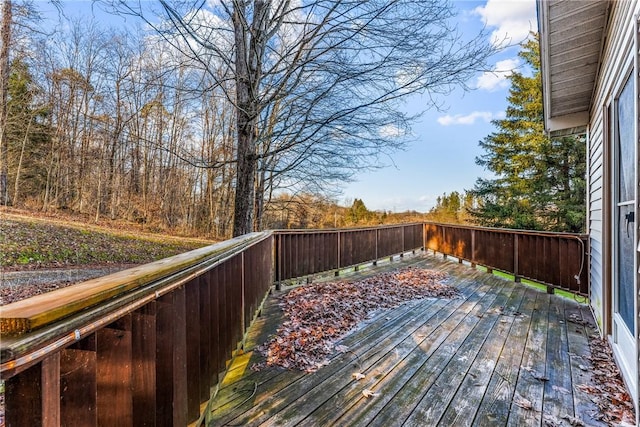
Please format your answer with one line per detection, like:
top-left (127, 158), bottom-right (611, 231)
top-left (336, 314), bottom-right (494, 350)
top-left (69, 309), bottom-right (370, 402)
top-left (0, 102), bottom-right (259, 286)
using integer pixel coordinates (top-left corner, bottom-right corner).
top-left (587, 0), bottom-right (637, 329)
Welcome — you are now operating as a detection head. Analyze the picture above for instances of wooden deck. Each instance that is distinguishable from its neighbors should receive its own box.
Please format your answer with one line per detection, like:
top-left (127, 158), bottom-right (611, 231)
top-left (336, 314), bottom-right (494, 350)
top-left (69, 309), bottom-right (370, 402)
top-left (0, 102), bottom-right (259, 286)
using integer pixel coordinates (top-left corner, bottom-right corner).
top-left (208, 252), bottom-right (605, 426)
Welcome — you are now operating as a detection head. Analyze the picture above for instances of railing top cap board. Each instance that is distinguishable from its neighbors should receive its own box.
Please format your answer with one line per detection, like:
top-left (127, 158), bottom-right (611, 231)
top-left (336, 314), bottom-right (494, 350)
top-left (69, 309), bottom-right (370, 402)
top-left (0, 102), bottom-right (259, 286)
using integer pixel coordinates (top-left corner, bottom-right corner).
top-left (423, 221), bottom-right (588, 239)
top-left (274, 223), bottom-right (423, 234)
top-left (0, 232), bottom-right (271, 337)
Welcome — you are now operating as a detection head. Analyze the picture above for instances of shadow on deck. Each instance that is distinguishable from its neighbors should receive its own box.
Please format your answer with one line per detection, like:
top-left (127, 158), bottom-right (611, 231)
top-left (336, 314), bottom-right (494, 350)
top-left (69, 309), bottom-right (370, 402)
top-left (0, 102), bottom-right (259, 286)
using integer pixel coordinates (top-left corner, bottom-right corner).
top-left (209, 252), bottom-right (604, 426)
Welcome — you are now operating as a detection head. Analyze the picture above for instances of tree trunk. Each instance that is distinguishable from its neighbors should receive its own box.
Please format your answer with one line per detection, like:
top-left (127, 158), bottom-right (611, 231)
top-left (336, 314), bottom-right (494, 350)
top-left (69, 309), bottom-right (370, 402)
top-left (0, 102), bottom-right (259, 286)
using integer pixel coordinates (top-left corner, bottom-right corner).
top-left (0, 0), bottom-right (12, 206)
top-left (232, 1), bottom-right (262, 237)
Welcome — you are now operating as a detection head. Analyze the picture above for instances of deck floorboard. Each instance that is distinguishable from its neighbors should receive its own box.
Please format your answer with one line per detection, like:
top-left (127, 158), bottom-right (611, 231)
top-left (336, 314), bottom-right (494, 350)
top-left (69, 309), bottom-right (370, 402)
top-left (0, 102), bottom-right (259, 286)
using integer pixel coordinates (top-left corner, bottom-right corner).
top-left (208, 252), bottom-right (604, 427)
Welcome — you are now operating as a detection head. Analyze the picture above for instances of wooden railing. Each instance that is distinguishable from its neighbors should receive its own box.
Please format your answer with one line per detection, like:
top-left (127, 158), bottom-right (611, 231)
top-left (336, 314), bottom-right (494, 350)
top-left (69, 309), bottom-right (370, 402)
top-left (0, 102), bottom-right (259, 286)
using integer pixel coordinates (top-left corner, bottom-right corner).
top-left (0, 222), bottom-right (589, 425)
top-left (275, 223), bottom-right (424, 282)
top-left (1, 232), bottom-right (274, 426)
top-left (424, 222), bottom-right (589, 295)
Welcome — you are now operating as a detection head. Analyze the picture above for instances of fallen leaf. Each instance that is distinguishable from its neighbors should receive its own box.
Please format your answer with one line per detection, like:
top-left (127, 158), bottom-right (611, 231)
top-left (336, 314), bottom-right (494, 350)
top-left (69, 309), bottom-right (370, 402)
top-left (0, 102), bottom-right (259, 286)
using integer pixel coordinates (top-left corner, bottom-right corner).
top-left (514, 396), bottom-right (533, 410)
top-left (352, 372), bottom-right (366, 380)
top-left (561, 415), bottom-right (585, 426)
top-left (543, 414), bottom-right (562, 427)
top-left (362, 389), bottom-right (380, 398)
top-left (254, 267), bottom-right (454, 372)
top-left (335, 345), bottom-right (349, 353)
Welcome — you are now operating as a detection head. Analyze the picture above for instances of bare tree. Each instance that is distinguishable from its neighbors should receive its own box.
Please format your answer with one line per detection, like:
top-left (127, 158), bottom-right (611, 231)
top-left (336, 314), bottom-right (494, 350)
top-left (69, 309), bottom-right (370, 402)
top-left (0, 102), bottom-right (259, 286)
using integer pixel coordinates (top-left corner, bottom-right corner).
top-left (105, 0), bottom-right (496, 236)
top-left (0, 0), bottom-right (12, 205)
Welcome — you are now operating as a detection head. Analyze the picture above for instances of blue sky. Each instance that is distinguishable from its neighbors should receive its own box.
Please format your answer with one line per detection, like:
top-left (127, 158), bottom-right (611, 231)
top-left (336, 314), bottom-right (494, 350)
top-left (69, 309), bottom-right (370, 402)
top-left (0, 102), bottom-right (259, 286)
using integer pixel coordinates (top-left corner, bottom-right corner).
top-left (342, 0), bottom-right (538, 212)
top-left (43, 0), bottom-right (537, 213)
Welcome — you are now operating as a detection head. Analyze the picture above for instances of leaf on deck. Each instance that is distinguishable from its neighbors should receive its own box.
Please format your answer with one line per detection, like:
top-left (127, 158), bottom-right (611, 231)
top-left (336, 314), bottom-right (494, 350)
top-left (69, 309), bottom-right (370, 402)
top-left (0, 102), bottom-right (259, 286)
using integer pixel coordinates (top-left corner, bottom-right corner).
top-left (351, 372), bottom-right (366, 381)
top-left (253, 267), bottom-right (456, 372)
top-left (514, 395), bottom-right (533, 410)
top-left (579, 337), bottom-right (636, 425)
top-left (362, 389), bottom-right (380, 398)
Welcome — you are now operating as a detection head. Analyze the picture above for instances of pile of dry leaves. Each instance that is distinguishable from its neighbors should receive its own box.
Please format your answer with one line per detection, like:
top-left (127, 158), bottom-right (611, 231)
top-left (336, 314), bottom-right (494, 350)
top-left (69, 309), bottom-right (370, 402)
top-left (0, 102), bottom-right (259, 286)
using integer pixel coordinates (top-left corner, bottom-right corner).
top-left (579, 337), bottom-right (636, 425)
top-left (254, 267), bottom-right (456, 372)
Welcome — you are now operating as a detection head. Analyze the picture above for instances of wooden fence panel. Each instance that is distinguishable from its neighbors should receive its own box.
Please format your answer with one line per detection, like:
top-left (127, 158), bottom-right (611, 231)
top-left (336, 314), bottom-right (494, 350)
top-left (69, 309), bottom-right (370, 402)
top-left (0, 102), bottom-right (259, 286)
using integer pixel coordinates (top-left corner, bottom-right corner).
top-left (423, 222), bottom-right (588, 295)
top-left (131, 303), bottom-right (156, 426)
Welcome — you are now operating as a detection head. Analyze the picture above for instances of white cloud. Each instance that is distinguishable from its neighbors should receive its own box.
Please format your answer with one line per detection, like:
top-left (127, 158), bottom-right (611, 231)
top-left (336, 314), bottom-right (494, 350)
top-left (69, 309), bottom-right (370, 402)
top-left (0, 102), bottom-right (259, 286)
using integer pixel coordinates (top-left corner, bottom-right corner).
top-left (437, 111), bottom-right (504, 126)
top-left (476, 58), bottom-right (520, 91)
top-left (379, 124), bottom-right (405, 138)
top-left (474, 0), bottom-right (536, 47)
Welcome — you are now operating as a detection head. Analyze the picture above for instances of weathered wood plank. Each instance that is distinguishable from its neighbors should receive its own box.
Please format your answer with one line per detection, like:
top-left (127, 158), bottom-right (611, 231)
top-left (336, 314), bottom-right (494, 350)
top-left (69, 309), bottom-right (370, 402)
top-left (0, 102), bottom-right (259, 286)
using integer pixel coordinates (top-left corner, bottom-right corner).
top-left (506, 292), bottom-right (551, 426)
top-left (205, 253), bottom-right (601, 427)
top-left (472, 287), bottom-right (538, 426)
top-left (541, 296), bottom-right (575, 422)
top-left (211, 257), bottom-right (466, 424)
top-left (397, 279), bottom-right (518, 426)
top-left (213, 296), bottom-right (446, 424)
top-left (211, 259), bottom-right (456, 413)
top-left (307, 274), bottom-right (500, 426)
top-left (438, 285), bottom-right (527, 427)
top-left (565, 302), bottom-right (607, 426)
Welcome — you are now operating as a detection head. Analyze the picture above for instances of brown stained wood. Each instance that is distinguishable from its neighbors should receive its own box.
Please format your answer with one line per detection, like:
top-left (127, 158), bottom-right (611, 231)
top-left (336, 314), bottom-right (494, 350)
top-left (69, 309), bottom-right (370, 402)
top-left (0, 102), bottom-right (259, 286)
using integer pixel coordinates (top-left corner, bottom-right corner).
top-left (41, 352), bottom-right (61, 426)
top-left (4, 359), bottom-right (42, 426)
top-left (208, 269), bottom-right (222, 377)
top-left (172, 286), bottom-right (189, 426)
top-left (155, 295), bottom-right (175, 427)
top-left (219, 261), bottom-right (230, 364)
top-left (185, 278), bottom-right (202, 423)
top-left (131, 303), bottom-right (157, 426)
top-left (199, 275), bottom-right (212, 402)
top-left (97, 316), bottom-right (133, 426)
top-left (60, 334), bottom-right (97, 427)
top-left (229, 255), bottom-right (243, 348)
top-left (1, 233), bottom-right (269, 336)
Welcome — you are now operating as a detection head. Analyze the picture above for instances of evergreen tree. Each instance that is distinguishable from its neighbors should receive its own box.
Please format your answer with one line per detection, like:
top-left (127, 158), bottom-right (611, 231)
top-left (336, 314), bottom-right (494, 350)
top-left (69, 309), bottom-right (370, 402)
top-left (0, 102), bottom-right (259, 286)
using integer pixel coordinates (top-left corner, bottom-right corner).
top-left (470, 35), bottom-right (585, 232)
top-left (6, 57), bottom-right (50, 205)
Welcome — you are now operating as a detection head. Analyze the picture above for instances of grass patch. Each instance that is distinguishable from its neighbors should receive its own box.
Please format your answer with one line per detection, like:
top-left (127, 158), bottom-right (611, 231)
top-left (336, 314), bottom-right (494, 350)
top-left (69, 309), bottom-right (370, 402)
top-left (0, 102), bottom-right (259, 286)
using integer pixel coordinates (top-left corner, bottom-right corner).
top-left (473, 264), bottom-right (587, 303)
top-left (1, 217), bottom-right (210, 269)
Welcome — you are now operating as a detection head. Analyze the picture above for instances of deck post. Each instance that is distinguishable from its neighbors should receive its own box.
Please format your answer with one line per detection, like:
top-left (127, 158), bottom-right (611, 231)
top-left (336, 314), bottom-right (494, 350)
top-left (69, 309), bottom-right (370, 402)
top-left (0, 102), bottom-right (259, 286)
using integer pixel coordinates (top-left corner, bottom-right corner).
top-left (335, 230), bottom-right (341, 277)
top-left (471, 229), bottom-right (476, 268)
top-left (513, 234), bottom-right (521, 283)
top-left (374, 228), bottom-right (378, 266)
top-left (276, 235), bottom-right (282, 290)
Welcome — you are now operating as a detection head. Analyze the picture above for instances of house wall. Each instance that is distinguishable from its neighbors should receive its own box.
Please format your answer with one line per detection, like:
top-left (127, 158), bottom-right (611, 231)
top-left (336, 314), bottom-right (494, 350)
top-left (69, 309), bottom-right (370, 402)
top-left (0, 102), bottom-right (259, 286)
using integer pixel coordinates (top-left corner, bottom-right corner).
top-left (588, 0), bottom-right (637, 331)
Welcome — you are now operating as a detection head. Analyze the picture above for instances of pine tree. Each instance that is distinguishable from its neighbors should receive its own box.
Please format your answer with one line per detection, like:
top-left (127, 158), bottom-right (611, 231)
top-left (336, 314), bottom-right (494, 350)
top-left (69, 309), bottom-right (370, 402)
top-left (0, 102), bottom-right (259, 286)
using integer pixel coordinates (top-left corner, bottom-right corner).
top-left (470, 36), bottom-right (585, 232)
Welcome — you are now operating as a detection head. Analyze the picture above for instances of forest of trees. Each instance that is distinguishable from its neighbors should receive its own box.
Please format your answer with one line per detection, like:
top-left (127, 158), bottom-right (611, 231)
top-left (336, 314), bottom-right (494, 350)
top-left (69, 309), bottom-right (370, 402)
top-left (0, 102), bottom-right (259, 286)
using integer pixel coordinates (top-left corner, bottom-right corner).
top-left (0, 0), bottom-right (586, 238)
top-left (0, 0), bottom-right (496, 238)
